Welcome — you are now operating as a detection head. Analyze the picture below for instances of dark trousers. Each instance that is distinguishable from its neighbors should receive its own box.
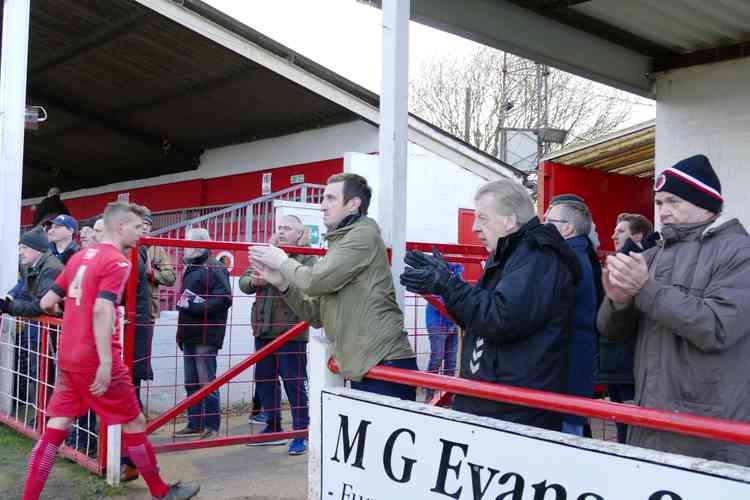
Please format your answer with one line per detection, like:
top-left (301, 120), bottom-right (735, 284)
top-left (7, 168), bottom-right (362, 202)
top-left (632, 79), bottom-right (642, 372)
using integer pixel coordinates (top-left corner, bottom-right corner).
top-left (254, 338), bottom-right (309, 431)
top-left (350, 358), bottom-right (418, 401)
top-left (608, 383), bottom-right (635, 444)
top-left (183, 344), bottom-right (220, 432)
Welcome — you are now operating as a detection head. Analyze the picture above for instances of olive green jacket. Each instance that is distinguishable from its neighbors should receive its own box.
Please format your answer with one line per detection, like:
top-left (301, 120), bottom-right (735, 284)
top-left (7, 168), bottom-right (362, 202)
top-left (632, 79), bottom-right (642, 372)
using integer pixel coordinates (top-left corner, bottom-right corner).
top-left (279, 216), bottom-right (414, 381)
top-left (146, 245), bottom-right (176, 321)
top-left (239, 253), bottom-right (317, 341)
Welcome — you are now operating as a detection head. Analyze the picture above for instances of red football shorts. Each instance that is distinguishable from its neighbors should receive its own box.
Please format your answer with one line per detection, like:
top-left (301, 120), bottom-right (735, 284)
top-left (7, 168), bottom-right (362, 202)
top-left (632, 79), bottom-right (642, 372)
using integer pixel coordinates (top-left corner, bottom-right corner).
top-left (47, 366), bottom-right (141, 425)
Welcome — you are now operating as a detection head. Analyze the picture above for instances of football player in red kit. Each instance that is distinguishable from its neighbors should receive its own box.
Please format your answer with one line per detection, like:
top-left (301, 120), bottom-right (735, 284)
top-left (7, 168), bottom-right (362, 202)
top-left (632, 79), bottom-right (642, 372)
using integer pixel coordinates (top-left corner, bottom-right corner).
top-left (23, 201), bottom-right (199, 500)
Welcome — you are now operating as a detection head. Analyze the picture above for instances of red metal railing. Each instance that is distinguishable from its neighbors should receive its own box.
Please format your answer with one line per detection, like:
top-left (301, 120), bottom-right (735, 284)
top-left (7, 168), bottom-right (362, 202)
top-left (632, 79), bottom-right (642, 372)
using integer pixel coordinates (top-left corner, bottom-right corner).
top-left (0, 314), bottom-right (105, 473)
top-left (354, 365), bottom-right (750, 446)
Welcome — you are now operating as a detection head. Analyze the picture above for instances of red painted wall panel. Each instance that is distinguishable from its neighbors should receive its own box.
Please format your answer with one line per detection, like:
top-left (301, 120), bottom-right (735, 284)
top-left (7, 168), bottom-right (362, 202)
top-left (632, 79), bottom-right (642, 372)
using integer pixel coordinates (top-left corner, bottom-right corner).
top-left (541, 161), bottom-right (654, 252)
top-left (457, 208), bottom-right (483, 283)
top-left (22, 158), bottom-right (344, 225)
top-left (202, 158), bottom-right (343, 206)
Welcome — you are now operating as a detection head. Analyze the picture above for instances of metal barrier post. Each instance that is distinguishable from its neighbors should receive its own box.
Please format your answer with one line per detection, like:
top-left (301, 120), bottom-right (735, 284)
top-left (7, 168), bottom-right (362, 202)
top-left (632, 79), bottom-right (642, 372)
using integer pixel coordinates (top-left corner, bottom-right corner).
top-left (308, 336), bottom-right (344, 500)
top-left (106, 424), bottom-right (121, 486)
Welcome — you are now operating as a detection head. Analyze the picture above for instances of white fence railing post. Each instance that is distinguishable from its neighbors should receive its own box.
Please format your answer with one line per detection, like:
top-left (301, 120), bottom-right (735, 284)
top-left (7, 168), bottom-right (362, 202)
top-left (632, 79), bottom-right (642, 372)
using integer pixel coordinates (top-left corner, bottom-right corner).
top-left (308, 335), bottom-right (344, 500)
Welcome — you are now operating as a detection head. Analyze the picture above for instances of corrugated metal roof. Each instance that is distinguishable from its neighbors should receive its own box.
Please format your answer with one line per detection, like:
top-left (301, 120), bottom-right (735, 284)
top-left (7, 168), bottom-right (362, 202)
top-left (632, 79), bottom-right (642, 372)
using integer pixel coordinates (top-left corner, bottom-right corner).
top-left (545, 120), bottom-right (655, 178)
top-left (571, 0), bottom-right (750, 54)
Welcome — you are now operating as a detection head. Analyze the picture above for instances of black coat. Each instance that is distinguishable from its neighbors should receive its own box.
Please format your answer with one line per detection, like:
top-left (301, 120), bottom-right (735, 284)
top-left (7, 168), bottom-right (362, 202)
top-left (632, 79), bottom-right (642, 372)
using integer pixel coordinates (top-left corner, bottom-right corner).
top-left (442, 218), bottom-right (580, 431)
top-left (33, 194), bottom-right (70, 226)
top-left (133, 246), bottom-right (154, 380)
top-left (596, 233), bottom-right (659, 385)
top-left (9, 252), bottom-right (63, 317)
top-left (176, 253), bottom-right (232, 349)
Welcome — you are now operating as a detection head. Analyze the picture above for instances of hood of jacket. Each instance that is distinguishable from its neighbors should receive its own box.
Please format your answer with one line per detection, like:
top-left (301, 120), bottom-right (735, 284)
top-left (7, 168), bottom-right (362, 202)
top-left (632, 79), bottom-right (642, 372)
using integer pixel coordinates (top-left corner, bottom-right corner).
top-left (324, 215), bottom-right (379, 242)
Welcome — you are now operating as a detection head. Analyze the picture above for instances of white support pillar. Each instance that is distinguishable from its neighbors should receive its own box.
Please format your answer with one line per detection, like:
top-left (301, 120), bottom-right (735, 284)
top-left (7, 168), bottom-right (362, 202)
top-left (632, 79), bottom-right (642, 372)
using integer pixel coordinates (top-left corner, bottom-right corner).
top-left (0, 0), bottom-right (30, 419)
top-left (307, 336), bottom-right (344, 500)
top-left (378, 0), bottom-right (410, 311)
top-left (0, 0), bottom-right (29, 292)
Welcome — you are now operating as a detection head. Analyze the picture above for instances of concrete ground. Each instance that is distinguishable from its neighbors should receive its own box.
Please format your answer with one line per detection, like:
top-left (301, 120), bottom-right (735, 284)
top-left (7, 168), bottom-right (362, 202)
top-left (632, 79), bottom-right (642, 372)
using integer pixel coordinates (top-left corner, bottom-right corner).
top-left (116, 442), bottom-right (307, 500)
top-left (115, 414), bottom-right (308, 500)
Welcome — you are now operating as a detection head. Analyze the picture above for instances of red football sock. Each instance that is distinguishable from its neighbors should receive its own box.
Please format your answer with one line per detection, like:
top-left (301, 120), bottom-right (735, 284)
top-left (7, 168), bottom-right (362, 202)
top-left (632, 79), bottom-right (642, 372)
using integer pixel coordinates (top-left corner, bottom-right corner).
top-left (124, 432), bottom-right (169, 498)
top-left (23, 426), bottom-right (68, 500)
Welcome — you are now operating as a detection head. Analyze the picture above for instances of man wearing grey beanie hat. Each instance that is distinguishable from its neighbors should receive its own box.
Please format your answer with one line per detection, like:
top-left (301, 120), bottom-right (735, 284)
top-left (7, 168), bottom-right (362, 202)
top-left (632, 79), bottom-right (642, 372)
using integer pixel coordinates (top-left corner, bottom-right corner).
top-left (1, 227), bottom-right (63, 317)
top-left (597, 154), bottom-right (750, 467)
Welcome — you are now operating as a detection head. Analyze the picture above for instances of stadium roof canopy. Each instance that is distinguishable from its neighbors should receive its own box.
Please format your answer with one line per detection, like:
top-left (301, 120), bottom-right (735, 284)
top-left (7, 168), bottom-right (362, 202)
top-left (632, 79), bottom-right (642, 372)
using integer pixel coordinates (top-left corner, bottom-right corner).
top-left (363, 0), bottom-right (750, 97)
top-left (2, 0), bottom-right (523, 198)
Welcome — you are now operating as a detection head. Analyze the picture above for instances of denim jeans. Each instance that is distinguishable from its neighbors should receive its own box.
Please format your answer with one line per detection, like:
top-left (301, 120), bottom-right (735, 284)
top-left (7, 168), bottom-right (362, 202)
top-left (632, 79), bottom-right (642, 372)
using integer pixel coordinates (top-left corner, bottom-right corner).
top-left (254, 338), bottom-right (309, 431)
top-left (350, 358), bottom-right (418, 401)
top-left (427, 325), bottom-right (458, 377)
top-left (183, 344), bottom-right (220, 432)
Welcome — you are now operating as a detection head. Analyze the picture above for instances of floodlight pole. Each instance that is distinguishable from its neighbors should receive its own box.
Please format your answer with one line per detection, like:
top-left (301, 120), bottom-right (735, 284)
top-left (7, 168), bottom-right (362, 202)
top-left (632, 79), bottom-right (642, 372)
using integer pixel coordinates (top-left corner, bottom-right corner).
top-left (0, 0), bottom-right (30, 293)
top-left (379, 0), bottom-right (410, 311)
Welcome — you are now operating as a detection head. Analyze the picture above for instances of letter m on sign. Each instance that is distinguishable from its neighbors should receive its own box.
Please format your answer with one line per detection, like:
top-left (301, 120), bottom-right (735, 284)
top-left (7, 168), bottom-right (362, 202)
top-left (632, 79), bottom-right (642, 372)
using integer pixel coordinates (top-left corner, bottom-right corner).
top-left (330, 414), bottom-right (371, 470)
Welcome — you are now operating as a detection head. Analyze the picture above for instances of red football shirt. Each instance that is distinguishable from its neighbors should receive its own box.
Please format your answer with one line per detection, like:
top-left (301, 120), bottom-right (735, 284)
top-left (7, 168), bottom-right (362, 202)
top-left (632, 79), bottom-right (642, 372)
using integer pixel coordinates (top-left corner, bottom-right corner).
top-left (53, 243), bottom-right (131, 373)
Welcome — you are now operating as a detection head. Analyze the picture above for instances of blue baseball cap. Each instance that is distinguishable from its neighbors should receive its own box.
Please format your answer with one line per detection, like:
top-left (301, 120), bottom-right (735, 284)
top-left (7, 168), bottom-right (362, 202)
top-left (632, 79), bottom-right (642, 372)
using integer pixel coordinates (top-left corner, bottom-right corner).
top-left (49, 214), bottom-right (78, 232)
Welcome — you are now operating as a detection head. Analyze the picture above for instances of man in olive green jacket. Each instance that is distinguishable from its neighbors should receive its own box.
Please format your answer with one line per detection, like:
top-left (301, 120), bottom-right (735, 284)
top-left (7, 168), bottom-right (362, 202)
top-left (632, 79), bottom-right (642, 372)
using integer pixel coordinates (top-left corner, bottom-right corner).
top-left (250, 174), bottom-right (416, 400)
top-left (142, 210), bottom-right (177, 320)
top-left (599, 155), bottom-right (750, 467)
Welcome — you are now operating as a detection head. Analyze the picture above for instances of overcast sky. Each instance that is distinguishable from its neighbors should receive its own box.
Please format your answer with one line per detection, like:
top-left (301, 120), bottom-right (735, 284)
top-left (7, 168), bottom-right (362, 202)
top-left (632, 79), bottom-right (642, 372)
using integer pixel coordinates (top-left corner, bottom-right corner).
top-left (204, 0), bottom-right (654, 126)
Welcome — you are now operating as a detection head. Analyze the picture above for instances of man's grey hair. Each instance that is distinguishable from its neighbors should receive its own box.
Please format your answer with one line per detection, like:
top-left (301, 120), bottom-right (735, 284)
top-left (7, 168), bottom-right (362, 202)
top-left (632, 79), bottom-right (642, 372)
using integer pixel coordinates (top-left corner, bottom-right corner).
top-left (186, 227), bottom-right (211, 241)
top-left (48, 186), bottom-right (61, 197)
top-left (280, 214), bottom-right (304, 232)
top-left (475, 179), bottom-right (536, 225)
top-left (555, 201), bottom-right (592, 237)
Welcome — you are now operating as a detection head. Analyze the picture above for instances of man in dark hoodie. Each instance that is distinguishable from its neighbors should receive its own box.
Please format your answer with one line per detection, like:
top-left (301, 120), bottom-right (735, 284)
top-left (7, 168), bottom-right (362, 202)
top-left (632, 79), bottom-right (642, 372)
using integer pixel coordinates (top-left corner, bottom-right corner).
top-left (401, 179), bottom-right (580, 431)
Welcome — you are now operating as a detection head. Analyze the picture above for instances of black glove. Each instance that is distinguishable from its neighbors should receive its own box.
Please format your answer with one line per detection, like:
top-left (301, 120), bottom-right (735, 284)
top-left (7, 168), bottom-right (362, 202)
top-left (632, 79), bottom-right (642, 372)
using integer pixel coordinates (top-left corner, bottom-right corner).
top-left (400, 247), bottom-right (453, 295)
top-left (0, 297), bottom-right (11, 314)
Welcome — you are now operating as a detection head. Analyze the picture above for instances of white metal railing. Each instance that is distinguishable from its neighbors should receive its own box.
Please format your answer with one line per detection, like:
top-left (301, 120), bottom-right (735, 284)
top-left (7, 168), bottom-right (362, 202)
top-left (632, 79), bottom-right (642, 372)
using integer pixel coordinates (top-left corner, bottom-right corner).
top-left (148, 183), bottom-right (325, 311)
top-left (150, 183), bottom-right (325, 243)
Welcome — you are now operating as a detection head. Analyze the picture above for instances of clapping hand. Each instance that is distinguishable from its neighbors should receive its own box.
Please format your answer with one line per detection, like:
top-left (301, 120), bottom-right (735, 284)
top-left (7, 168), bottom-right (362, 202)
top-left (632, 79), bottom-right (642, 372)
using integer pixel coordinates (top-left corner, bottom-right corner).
top-left (252, 261), bottom-right (289, 290)
top-left (249, 245), bottom-right (289, 270)
top-left (400, 247), bottom-right (454, 295)
top-left (604, 253), bottom-right (649, 303)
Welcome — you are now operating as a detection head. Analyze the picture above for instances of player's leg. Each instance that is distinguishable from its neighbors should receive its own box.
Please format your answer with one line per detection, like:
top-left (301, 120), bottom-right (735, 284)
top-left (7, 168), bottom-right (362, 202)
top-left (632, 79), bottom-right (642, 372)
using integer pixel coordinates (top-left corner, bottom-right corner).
top-left (122, 413), bottom-right (199, 499)
top-left (22, 416), bottom-right (74, 500)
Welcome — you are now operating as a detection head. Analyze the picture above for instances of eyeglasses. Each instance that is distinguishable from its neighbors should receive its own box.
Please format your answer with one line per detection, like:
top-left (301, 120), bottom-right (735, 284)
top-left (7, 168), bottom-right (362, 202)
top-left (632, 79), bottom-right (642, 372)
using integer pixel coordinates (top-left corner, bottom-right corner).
top-left (545, 218), bottom-right (569, 225)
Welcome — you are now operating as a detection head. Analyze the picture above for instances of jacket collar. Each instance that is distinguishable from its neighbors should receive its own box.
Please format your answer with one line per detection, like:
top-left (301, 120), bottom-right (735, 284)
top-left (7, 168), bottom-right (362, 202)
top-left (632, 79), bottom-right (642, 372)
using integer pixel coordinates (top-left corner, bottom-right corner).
top-left (660, 216), bottom-right (719, 245)
top-left (567, 234), bottom-right (590, 252)
top-left (184, 250), bottom-right (210, 267)
top-left (486, 217), bottom-right (539, 270)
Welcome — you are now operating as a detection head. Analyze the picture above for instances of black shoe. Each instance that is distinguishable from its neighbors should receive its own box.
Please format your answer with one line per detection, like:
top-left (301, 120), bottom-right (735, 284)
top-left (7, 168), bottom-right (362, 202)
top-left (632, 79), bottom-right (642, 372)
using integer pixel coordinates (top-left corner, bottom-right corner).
top-left (173, 426), bottom-right (203, 438)
top-left (154, 481), bottom-right (200, 500)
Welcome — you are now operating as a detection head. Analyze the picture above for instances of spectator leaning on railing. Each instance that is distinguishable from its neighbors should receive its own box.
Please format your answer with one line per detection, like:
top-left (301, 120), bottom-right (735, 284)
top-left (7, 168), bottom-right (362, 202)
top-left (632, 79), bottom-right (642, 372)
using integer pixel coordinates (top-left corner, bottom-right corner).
top-left (598, 154), bottom-right (750, 466)
top-left (0, 227), bottom-right (63, 318)
top-left (401, 179), bottom-right (580, 431)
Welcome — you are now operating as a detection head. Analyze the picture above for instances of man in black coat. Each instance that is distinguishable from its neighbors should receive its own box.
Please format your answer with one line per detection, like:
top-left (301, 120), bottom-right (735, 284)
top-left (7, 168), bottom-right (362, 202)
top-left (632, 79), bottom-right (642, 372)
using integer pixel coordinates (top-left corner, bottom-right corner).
top-left (401, 180), bottom-right (580, 431)
top-left (175, 228), bottom-right (232, 439)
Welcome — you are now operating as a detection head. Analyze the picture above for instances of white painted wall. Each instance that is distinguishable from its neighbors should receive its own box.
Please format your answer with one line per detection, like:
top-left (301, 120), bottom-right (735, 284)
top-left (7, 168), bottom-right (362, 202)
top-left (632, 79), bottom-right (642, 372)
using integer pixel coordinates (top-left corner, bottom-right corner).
top-left (23, 121), bottom-right (377, 206)
top-left (655, 58), bottom-right (750, 226)
top-left (345, 144), bottom-right (485, 245)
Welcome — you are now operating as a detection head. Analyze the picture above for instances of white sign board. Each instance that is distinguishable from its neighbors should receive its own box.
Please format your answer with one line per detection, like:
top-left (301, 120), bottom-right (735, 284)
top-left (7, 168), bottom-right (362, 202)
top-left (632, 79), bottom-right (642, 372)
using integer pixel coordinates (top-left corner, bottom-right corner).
top-left (320, 389), bottom-right (750, 500)
top-left (274, 200), bottom-right (326, 248)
